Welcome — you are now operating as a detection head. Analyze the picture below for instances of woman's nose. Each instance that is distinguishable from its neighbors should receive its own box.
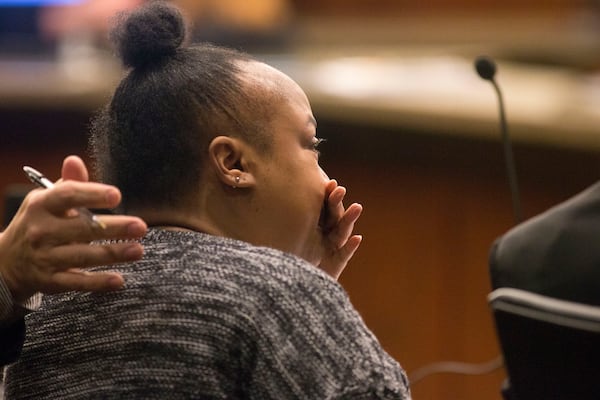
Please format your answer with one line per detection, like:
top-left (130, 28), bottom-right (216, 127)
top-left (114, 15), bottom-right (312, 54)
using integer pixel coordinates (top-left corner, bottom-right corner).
top-left (319, 167), bottom-right (329, 181)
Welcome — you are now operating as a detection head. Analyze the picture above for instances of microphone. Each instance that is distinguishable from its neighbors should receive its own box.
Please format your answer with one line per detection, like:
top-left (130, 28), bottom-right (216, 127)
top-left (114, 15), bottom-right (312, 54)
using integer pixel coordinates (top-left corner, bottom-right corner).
top-left (475, 56), bottom-right (523, 224)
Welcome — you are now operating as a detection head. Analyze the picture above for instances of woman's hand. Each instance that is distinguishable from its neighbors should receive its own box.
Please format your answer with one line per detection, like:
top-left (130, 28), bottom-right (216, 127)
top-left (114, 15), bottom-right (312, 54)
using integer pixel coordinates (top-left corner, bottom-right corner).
top-left (318, 179), bottom-right (363, 280)
top-left (0, 156), bottom-right (147, 303)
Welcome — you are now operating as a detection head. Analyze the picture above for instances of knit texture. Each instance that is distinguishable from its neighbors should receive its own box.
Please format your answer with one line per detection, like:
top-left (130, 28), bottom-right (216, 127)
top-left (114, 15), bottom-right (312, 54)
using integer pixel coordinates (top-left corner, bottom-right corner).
top-left (4, 229), bottom-right (410, 399)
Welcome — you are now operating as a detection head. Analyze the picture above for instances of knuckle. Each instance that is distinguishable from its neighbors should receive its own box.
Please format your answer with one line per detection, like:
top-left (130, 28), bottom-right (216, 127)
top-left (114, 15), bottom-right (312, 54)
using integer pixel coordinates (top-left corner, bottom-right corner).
top-left (30, 254), bottom-right (62, 281)
top-left (25, 225), bottom-right (46, 248)
top-left (54, 183), bottom-right (78, 203)
top-left (24, 190), bottom-right (45, 208)
top-left (20, 191), bottom-right (46, 218)
top-left (102, 245), bottom-right (123, 262)
top-left (89, 245), bottom-right (121, 266)
top-left (70, 251), bottom-right (89, 268)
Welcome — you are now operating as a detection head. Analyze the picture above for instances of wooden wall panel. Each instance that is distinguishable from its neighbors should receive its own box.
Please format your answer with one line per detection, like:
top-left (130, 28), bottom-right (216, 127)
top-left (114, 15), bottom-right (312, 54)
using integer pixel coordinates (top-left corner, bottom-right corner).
top-left (319, 121), bottom-right (600, 399)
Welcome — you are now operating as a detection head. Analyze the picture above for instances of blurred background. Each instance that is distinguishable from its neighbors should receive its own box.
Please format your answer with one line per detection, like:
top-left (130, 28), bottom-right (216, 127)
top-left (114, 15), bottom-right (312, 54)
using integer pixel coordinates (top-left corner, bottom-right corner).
top-left (3, 1), bottom-right (600, 399)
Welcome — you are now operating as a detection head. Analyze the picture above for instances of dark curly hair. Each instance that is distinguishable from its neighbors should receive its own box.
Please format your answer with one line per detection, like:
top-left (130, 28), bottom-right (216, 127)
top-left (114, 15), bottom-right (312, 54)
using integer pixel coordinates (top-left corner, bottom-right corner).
top-left (90, 1), bottom-right (274, 212)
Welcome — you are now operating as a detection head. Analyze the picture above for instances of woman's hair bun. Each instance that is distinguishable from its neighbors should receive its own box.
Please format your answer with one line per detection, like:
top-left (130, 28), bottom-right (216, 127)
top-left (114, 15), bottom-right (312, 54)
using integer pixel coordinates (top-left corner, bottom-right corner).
top-left (110, 1), bottom-right (186, 69)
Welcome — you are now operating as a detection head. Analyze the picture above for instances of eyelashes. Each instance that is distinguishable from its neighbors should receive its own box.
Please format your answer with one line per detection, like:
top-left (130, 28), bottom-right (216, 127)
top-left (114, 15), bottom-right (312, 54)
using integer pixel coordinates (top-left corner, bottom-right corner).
top-left (312, 138), bottom-right (326, 155)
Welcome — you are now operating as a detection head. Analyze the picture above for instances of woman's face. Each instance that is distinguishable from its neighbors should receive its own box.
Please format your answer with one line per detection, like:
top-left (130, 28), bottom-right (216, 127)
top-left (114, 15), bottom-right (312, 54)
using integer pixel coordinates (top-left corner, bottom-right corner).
top-left (244, 62), bottom-right (330, 265)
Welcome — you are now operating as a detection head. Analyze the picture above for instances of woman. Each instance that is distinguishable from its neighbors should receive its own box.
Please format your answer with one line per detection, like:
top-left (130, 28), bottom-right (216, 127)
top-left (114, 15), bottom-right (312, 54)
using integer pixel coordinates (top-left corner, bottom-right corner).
top-left (5, 2), bottom-right (410, 398)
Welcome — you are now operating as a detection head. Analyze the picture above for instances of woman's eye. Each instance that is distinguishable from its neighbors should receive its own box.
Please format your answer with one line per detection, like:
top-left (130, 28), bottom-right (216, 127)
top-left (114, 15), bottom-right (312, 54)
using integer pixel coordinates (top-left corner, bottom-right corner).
top-left (312, 138), bottom-right (326, 153)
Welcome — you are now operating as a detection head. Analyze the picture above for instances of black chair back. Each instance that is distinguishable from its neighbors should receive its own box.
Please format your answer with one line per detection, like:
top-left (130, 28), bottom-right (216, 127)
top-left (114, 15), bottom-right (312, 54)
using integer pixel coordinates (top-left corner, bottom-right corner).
top-left (489, 288), bottom-right (600, 400)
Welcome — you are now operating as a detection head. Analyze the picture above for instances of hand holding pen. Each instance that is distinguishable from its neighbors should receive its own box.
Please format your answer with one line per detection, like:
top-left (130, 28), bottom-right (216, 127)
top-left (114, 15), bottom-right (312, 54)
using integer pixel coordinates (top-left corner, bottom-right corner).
top-left (23, 166), bottom-right (107, 229)
top-left (0, 156), bottom-right (147, 303)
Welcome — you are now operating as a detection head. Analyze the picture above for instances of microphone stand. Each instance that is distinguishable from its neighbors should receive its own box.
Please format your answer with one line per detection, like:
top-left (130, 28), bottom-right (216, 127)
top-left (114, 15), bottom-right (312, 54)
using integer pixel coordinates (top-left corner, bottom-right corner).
top-left (476, 56), bottom-right (523, 224)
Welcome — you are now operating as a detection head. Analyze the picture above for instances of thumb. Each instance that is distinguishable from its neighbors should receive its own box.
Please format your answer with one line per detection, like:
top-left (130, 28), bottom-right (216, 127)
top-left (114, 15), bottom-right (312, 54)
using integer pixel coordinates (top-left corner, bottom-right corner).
top-left (61, 155), bottom-right (89, 182)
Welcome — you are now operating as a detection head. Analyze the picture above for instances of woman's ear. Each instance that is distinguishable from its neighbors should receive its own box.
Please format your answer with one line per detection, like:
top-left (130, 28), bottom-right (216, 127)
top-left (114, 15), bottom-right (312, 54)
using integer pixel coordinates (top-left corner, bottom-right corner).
top-left (208, 136), bottom-right (256, 189)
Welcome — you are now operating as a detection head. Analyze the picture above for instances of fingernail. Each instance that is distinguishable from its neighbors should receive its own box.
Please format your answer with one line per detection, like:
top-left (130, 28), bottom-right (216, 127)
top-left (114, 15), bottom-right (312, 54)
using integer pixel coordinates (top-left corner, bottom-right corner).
top-left (105, 189), bottom-right (120, 205)
top-left (108, 275), bottom-right (125, 289)
top-left (124, 243), bottom-right (143, 259)
top-left (127, 222), bottom-right (146, 237)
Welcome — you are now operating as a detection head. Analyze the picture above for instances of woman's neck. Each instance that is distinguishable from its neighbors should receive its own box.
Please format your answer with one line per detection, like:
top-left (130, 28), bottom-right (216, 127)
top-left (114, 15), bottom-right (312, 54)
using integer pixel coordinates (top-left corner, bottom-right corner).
top-left (147, 223), bottom-right (200, 233)
top-left (132, 209), bottom-right (210, 234)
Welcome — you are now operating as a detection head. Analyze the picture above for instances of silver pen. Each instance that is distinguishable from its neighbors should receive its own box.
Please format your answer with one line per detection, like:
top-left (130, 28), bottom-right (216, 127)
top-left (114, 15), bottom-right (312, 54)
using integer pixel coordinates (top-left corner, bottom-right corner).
top-left (23, 165), bottom-right (107, 229)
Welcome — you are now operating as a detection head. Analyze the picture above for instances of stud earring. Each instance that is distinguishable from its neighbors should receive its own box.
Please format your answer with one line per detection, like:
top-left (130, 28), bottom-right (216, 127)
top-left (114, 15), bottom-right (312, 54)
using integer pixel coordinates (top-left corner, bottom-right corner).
top-left (233, 176), bottom-right (240, 188)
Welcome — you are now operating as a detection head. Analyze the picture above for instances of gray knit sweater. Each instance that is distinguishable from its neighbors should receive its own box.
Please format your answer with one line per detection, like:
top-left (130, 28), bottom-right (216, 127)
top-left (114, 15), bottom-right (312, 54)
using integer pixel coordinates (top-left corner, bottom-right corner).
top-left (4, 229), bottom-right (410, 399)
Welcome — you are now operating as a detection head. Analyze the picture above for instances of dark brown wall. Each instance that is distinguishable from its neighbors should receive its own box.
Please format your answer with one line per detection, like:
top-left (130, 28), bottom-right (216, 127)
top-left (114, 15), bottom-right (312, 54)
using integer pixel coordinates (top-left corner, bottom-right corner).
top-left (318, 119), bottom-right (600, 399)
top-left (1, 109), bottom-right (92, 227)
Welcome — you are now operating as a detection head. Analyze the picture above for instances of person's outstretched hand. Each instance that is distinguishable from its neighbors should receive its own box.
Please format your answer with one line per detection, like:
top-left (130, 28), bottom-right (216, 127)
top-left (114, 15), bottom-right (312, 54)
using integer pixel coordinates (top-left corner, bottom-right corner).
top-left (318, 179), bottom-right (363, 280)
top-left (0, 155), bottom-right (147, 303)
